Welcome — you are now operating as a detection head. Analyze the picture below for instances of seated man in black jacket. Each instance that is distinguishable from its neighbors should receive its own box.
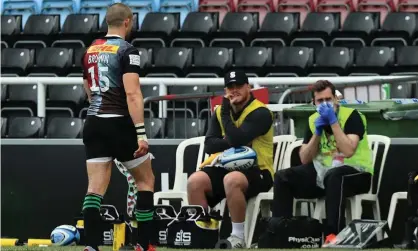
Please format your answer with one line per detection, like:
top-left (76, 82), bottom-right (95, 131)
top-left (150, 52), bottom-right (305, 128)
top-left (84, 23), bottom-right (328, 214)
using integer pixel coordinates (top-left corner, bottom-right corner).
top-left (187, 70), bottom-right (274, 248)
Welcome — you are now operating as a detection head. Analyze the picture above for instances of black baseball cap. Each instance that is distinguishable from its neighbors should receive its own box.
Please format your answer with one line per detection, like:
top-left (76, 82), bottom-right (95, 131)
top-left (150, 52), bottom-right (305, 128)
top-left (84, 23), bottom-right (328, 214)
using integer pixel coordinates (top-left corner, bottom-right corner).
top-left (224, 70), bottom-right (249, 87)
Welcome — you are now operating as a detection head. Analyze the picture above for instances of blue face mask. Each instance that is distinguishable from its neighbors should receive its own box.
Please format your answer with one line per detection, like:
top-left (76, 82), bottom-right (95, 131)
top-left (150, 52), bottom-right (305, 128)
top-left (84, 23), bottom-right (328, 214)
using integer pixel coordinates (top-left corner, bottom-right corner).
top-left (316, 101), bottom-right (334, 113)
top-left (316, 101), bottom-right (337, 135)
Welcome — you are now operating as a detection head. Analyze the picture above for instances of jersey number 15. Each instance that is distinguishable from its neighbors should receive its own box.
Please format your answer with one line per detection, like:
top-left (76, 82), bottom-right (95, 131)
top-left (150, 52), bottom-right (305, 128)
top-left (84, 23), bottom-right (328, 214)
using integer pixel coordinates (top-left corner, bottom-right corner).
top-left (88, 66), bottom-right (110, 92)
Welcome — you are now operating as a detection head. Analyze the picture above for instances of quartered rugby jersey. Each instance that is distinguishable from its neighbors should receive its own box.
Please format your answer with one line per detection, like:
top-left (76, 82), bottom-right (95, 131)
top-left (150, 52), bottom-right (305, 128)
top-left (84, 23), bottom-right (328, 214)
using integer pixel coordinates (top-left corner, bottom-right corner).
top-left (82, 35), bottom-right (141, 116)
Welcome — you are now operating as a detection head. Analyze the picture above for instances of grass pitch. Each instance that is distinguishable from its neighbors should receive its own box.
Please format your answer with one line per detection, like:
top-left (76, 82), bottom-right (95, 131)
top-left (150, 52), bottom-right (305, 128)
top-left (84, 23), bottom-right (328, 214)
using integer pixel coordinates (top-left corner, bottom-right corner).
top-left (0, 248), bottom-right (403, 251)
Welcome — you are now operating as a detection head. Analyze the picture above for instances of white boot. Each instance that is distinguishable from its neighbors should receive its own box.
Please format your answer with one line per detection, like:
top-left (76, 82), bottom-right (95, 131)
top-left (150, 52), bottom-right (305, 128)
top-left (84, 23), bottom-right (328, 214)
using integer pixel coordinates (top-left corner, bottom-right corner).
top-left (227, 235), bottom-right (246, 248)
top-left (84, 246), bottom-right (99, 251)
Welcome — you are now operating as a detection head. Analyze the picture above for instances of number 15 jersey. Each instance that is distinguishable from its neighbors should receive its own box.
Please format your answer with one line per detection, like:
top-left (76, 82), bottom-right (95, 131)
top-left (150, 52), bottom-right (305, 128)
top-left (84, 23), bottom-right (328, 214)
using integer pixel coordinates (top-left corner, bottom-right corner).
top-left (82, 36), bottom-right (141, 116)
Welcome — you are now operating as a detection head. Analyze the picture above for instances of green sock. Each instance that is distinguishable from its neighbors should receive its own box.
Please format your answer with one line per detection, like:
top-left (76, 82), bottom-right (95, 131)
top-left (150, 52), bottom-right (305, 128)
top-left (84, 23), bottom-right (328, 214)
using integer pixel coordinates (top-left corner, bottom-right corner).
top-left (82, 193), bottom-right (103, 249)
top-left (135, 191), bottom-right (155, 248)
top-left (83, 193), bottom-right (102, 211)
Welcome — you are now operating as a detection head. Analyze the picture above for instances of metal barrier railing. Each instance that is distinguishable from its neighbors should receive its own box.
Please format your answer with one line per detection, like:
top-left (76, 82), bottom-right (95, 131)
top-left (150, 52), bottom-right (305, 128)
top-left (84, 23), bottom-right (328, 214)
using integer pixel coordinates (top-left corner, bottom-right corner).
top-left (144, 92), bottom-right (222, 139)
top-left (1, 75), bottom-right (414, 117)
top-left (278, 76), bottom-right (418, 104)
top-left (143, 76), bottom-right (418, 138)
top-left (2, 76), bottom-right (417, 138)
top-left (143, 91), bottom-right (302, 138)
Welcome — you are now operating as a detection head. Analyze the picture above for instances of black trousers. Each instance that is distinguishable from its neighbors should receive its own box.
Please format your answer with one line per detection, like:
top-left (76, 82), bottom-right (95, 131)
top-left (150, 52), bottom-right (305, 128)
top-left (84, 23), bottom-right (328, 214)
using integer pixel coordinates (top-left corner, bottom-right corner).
top-left (272, 163), bottom-right (371, 235)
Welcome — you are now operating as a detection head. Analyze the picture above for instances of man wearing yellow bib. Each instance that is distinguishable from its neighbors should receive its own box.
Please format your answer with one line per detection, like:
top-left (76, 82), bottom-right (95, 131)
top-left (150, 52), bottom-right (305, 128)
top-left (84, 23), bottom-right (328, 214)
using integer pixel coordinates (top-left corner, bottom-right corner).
top-left (187, 70), bottom-right (274, 248)
top-left (272, 80), bottom-right (373, 245)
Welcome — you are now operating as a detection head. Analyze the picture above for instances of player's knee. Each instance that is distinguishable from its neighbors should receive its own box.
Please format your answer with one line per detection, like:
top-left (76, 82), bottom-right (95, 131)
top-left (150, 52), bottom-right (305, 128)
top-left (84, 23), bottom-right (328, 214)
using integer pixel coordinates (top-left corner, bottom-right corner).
top-left (86, 162), bottom-right (112, 195)
top-left (187, 171), bottom-right (210, 193)
top-left (223, 171), bottom-right (248, 192)
top-left (128, 156), bottom-right (155, 190)
top-left (135, 167), bottom-right (154, 191)
top-left (138, 160), bottom-right (154, 183)
top-left (87, 178), bottom-right (109, 195)
top-left (323, 169), bottom-right (344, 188)
top-left (136, 172), bottom-right (155, 191)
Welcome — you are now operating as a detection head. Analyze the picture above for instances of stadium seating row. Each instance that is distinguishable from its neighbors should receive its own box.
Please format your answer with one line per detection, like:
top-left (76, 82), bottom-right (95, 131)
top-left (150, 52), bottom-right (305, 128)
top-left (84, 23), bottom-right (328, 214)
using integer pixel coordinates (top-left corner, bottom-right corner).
top-left (3, 46), bottom-right (418, 78)
top-left (0, 116), bottom-right (207, 139)
top-left (3, 12), bottom-right (418, 50)
top-left (3, 0), bottom-right (418, 28)
top-left (1, 81), bottom-right (218, 118)
top-left (2, 0), bottom-right (198, 26)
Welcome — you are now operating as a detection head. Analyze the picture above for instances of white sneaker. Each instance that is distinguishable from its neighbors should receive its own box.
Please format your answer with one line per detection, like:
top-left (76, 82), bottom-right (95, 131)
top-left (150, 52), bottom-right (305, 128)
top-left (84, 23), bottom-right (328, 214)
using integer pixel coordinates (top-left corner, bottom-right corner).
top-left (227, 235), bottom-right (246, 249)
top-left (84, 246), bottom-right (99, 251)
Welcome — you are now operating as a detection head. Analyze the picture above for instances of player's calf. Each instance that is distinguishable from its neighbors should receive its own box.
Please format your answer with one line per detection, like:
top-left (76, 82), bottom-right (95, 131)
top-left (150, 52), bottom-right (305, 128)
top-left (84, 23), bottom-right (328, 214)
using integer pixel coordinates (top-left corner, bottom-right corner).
top-left (82, 161), bottom-right (112, 251)
top-left (124, 154), bottom-right (156, 251)
top-left (223, 172), bottom-right (248, 247)
top-left (82, 193), bottom-right (103, 251)
top-left (135, 190), bottom-right (155, 250)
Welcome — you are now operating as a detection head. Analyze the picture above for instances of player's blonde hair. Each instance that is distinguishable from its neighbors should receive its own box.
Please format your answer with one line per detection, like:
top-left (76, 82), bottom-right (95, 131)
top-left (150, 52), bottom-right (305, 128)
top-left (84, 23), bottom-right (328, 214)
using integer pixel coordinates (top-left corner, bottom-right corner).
top-left (105, 3), bottom-right (133, 27)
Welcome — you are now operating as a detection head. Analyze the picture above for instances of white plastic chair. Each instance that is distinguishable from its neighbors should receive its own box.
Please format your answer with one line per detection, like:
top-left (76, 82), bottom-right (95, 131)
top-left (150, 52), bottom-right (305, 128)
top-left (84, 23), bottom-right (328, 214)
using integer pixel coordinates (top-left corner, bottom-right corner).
top-left (281, 139), bottom-right (304, 170)
top-left (345, 135), bottom-right (391, 222)
top-left (282, 141), bottom-right (319, 217)
top-left (245, 136), bottom-right (298, 248)
top-left (313, 135), bottom-right (391, 227)
top-left (269, 139), bottom-right (318, 217)
top-left (153, 136), bottom-right (206, 206)
top-left (387, 192), bottom-right (408, 229)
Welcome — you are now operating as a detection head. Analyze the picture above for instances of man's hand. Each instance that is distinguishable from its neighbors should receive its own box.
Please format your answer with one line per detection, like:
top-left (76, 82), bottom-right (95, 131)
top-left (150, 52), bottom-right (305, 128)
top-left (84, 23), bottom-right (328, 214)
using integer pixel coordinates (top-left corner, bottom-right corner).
top-left (222, 96), bottom-right (231, 116)
top-left (134, 139), bottom-right (149, 158)
top-left (318, 102), bottom-right (338, 125)
top-left (224, 93), bottom-right (240, 105)
top-left (314, 116), bottom-right (328, 136)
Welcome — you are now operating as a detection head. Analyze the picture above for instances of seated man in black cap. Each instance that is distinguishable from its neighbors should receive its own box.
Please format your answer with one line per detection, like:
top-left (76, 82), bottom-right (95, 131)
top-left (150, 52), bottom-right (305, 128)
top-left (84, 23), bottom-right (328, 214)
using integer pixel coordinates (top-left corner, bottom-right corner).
top-left (187, 70), bottom-right (274, 248)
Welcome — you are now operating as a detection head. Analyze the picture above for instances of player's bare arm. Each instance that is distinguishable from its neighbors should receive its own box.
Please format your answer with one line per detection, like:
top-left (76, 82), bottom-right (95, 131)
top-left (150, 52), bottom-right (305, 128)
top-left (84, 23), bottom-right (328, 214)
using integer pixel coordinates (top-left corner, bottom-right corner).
top-left (83, 79), bottom-right (92, 103)
top-left (81, 52), bottom-right (91, 103)
top-left (123, 72), bottom-right (148, 158)
top-left (123, 72), bottom-right (144, 124)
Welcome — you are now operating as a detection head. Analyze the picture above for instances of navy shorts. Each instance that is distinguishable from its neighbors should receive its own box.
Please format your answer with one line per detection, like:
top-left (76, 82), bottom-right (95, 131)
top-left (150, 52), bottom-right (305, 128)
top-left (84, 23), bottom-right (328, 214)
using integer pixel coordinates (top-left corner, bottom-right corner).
top-left (83, 115), bottom-right (138, 162)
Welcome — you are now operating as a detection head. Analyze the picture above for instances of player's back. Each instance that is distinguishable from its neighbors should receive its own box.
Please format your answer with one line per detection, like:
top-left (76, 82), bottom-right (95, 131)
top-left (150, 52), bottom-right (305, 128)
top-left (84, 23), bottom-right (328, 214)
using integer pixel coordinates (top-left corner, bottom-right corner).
top-left (82, 36), bottom-right (139, 116)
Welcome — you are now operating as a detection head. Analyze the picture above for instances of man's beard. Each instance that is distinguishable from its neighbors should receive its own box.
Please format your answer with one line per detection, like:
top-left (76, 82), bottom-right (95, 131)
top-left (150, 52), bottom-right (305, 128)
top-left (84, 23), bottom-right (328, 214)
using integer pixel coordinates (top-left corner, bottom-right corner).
top-left (232, 93), bottom-right (250, 105)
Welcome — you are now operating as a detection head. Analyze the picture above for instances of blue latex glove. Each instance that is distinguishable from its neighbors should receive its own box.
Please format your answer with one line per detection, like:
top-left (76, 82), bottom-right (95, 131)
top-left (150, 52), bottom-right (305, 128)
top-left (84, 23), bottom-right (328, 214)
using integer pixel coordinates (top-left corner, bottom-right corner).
top-left (318, 102), bottom-right (338, 125)
top-left (314, 116), bottom-right (328, 136)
